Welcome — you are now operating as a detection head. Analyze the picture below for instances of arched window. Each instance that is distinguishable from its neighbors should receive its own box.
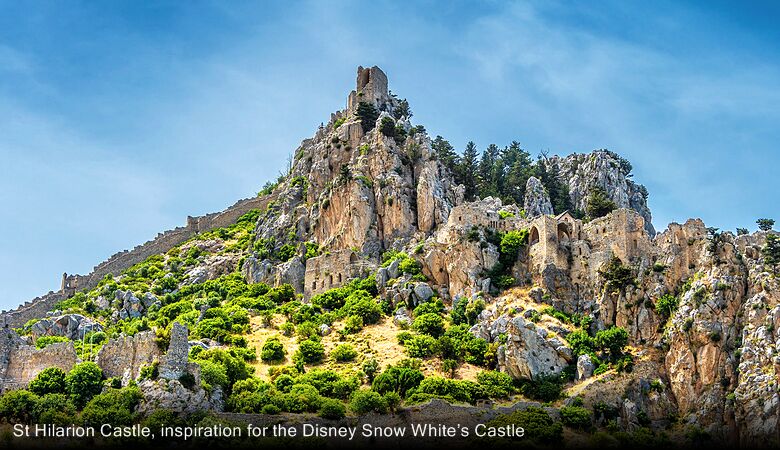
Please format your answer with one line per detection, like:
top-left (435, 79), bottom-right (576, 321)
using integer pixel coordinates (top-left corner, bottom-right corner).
top-left (557, 223), bottom-right (571, 243)
top-left (529, 227), bottom-right (540, 246)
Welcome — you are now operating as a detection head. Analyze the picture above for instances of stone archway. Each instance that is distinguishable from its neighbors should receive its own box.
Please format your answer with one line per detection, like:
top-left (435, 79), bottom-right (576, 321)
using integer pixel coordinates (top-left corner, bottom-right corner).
top-left (529, 226), bottom-right (540, 246)
top-left (557, 222), bottom-right (571, 243)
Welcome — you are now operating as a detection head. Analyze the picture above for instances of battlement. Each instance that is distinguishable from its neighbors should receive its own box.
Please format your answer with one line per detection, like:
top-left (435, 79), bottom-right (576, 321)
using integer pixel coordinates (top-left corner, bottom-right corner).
top-left (1, 193), bottom-right (275, 329)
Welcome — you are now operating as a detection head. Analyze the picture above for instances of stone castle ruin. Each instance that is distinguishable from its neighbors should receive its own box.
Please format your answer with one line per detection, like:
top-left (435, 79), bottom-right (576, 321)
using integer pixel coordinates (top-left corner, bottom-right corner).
top-left (1, 194), bottom-right (274, 329)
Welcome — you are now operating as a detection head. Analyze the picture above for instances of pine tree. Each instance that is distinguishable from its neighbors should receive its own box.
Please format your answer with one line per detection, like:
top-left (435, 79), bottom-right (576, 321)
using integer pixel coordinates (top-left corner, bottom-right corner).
top-left (586, 187), bottom-right (616, 219)
top-left (757, 218), bottom-right (775, 232)
top-left (431, 136), bottom-right (458, 175)
top-left (763, 233), bottom-right (780, 274)
top-left (536, 160), bottom-right (571, 214)
top-left (477, 144), bottom-right (501, 198)
top-left (459, 141), bottom-right (479, 200)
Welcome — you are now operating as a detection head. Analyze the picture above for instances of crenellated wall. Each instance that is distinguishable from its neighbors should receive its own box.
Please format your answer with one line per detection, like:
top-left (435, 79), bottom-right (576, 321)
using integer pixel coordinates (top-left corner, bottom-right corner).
top-left (1, 194), bottom-right (274, 329)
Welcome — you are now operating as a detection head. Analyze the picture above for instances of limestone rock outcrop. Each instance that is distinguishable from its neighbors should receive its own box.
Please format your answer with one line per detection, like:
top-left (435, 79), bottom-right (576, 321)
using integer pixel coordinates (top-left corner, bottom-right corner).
top-left (497, 316), bottom-right (572, 379)
top-left (544, 150), bottom-right (654, 234)
top-left (523, 176), bottom-right (553, 218)
top-left (30, 314), bottom-right (103, 340)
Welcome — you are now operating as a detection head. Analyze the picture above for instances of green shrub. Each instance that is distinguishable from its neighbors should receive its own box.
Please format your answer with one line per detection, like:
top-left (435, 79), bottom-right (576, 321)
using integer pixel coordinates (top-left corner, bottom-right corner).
top-left (362, 359), bottom-right (380, 383)
top-left (319, 398), bottom-right (346, 420)
top-left (282, 384), bottom-right (322, 413)
top-left (565, 329), bottom-right (595, 357)
top-left (350, 389), bottom-right (388, 414)
top-left (199, 360), bottom-right (229, 390)
top-left (194, 348), bottom-right (252, 388)
top-left (560, 405), bottom-right (592, 429)
top-left (260, 337), bottom-right (286, 362)
top-left (487, 407), bottom-right (563, 444)
top-left (372, 365), bottom-right (424, 397)
top-left (412, 313), bottom-right (445, 337)
top-left (599, 256), bottom-right (636, 291)
top-left (586, 187), bottom-right (616, 219)
top-left (34, 336), bottom-right (70, 349)
top-left (343, 315), bottom-right (364, 334)
top-left (520, 374), bottom-right (563, 402)
top-left (35, 393), bottom-right (77, 425)
top-left (65, 362), bottom-right (104, 408)
top-left (28, 367), bottom-right (66, 396)
top-left (297, 339), bottom-right (325, 364)
top-left (331, 344), bottom-right (358, 362)
top-left (81, 387), bottom-right (142, 426)
top-left (476, 371), bottom-right (513, 398)
top-left (343, 292), bottom-right (382, 325)
top-left (655, 294), bottom-right (679, 318)
top-left (357, 102), bottom-right (379, 133)
top-left (595, 326), bottom-right (629, 357)
top-left (404, 335), bottom-right (439, 358)
top-left (0, 390), bottom-right (39, 423)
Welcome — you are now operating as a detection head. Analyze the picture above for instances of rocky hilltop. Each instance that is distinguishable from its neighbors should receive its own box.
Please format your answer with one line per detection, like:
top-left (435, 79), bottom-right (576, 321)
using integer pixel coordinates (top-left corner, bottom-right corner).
top-left (0, 66), bottom-right (778, 448)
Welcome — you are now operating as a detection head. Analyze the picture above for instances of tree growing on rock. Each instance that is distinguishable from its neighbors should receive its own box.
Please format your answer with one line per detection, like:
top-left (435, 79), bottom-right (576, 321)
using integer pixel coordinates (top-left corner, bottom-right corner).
top-left (757, 218), bottom-right (775, 231)
top-left (762, 234), bottom-right (780, 274)
top-left (586, 187), bottom-right (616, 219)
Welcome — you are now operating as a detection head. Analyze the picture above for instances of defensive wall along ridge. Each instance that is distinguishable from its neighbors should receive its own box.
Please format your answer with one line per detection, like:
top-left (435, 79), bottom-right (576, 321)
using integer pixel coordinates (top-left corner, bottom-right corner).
top-left (1, 194), bottom-right (276, 328)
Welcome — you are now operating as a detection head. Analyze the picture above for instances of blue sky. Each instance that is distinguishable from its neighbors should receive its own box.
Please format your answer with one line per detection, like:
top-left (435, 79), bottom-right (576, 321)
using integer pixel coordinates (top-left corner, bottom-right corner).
top-left (1, 0), bottom-right (778, 309)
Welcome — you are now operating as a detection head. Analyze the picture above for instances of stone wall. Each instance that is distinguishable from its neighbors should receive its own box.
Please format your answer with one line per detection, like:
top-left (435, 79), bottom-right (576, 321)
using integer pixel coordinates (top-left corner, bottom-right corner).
top-left (0, 328), bottom-right (78, 392)
top-left (303, 250), bottom-right (377, 298)
top-left (0, 291), bottom-right (67, 331)
top-left (1, 194), bottom-right (274, 329)
top-left (96, 331), bottom-right (162, 383)
top-left (158, 322), bottom-right (199, 384)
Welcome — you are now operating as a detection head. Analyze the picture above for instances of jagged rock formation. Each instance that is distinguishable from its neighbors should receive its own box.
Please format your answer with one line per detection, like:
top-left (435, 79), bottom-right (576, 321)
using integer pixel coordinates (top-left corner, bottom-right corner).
top-left (0, 65), bottom-right (778, 446)
top-left (523, 176), bottom-right (554, 218)
top-left (543, 151), bottom-right (654, 234)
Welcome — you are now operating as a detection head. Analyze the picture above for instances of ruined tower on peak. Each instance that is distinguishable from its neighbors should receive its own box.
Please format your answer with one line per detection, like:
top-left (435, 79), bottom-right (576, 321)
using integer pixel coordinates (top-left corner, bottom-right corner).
top-left (347, 65), bottom-right (390, 111)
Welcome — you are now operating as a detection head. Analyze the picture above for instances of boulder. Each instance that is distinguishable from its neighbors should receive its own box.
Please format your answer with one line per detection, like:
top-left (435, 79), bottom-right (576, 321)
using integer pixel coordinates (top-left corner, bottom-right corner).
top-left (576, 354), bottom-right (596, 381)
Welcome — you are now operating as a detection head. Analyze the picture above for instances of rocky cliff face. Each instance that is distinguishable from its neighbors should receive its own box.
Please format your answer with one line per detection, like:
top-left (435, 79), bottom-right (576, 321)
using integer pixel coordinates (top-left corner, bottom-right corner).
top-left (2, 65), bottom-right (778, 446)
top-left (544, 150), bottom-right (654, 234)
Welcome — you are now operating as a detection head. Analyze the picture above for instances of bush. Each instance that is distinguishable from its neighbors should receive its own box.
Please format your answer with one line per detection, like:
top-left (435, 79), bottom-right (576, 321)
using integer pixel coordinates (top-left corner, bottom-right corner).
top-left (487, 407), bottom-right (563, 444)
top-left (560, 405), bottom-right (592, 429)
top-left (412, 313), bottom-right (445, 337)
top-left (331, 344), bottom-right (358, 362)
top-left (372, 365), bottom-right (424, 397)
top-left (655, 294), bottom-right (679, 318)
top-left (260, 337), bottom-right (286, 362)
top-left (28, 367), bottom-right (66, 396)
top-left (586, 187), bottom-right (616, 219)
top-left (65, 362), bottom-right (104, 408)
top-left (35, 393), bottom-right (77, 425)
top-left (599, 256), bottom-right (636, 291)
top-left (297, 339), bottom-right (325, 364)
top-left (0, 390), bottom-right (39, 423)
top-left (194, 348), bottom-right (252, 388)
top-left (81, 387), bottom-right (143, 426)
top-left (343, 315), bottom-right (364, 334)
top-left (343, 291), bottom-right (382, 325)
top-left (476, 371), bottom-right (513, 398)
top-left (199, 360), bottom-right (229, 390)
top-left (499, 230), bottom-right (527, 266)
top-left (404, 335), bottom-right (439, 358)
top-left (350, 389), bottom-right (388, 414)
top-left (595, 327), bottom-right (629, 357)
top-left (34, 336), bottom-right (70, 349)
top-left (282, 384), bottom-right (322, 413)
top-left (565, 330), bottom-right (595, 357)
top-left (319, 398), bottom-right (346, 420)
top-left (520, 374), bottom-right (563, 402)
